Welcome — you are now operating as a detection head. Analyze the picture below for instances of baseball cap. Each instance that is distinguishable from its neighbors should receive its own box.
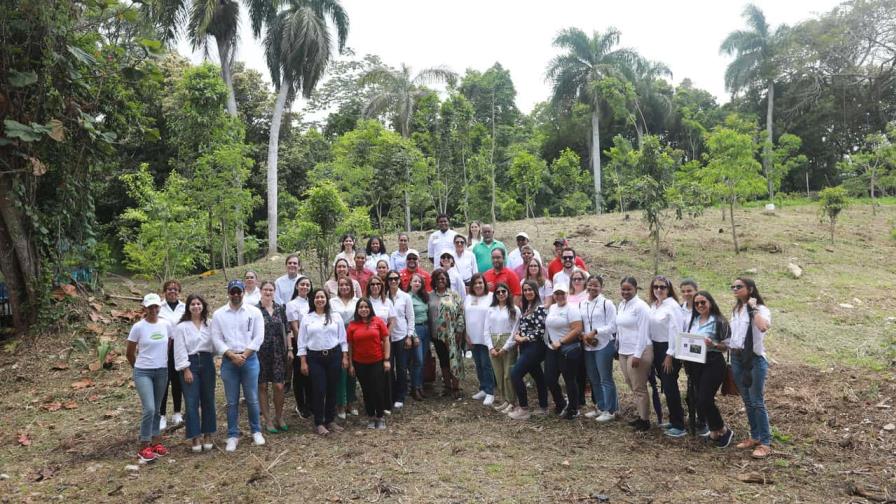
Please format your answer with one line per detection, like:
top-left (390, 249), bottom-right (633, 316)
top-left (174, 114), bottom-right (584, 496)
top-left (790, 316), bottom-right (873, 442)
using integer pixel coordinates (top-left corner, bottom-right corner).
top-left (142, 293), bottom-right (162, 307)
top-left (552, 282), bottom-right (570, 294)
top-left (553, 238), bottom-right (567, 246)
top-left (227, 279), bottom-right (245, 292)
top-left (406, 249), bottom-right (420, 258)
top-left (516, 232), bottom-right (530, 240)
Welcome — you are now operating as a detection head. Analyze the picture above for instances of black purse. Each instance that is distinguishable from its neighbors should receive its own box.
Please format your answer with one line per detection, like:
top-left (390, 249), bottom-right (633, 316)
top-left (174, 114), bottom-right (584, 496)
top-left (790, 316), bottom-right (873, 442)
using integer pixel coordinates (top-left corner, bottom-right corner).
top-left (739, 308), bottom-right (756, 388)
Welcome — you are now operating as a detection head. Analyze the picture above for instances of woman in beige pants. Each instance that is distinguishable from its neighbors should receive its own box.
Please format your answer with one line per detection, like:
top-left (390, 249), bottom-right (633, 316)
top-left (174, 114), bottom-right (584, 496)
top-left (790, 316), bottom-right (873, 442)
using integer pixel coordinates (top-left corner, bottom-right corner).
top-left (615, 277), bottom-right (654, 432)
top-left (485, 283), bottom-right (521, 413)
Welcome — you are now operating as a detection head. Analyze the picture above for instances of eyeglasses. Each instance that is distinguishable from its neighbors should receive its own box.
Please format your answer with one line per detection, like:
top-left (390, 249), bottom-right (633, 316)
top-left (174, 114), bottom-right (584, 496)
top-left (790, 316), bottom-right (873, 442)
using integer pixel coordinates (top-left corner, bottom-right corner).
top-left (495, 290), bottom-right (508, 295)
top-left (387, 277), bottom-right (400, 282)
top-left (562, 256), bottom-right (574, 261)
top-left (694, 300), bottom-right (708, 307)
top-left (652, 285), bottom-right (668, 290)
top-left (573, 277), bottom-right (585, 282)
top-left (730, 284), bottom-right (745, 291)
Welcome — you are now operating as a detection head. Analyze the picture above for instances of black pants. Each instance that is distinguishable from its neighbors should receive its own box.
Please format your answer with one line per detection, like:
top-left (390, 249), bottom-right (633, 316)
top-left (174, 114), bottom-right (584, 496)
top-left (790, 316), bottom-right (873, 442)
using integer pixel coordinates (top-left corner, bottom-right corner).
top-left (577, 344), bottom-right (588, 405)
top-left (307, 347), bottom-right (341, 426)
top-left (545, 345), bottom-right (580, 413)
top-left (693, 352), bottom-right (726, 431)
top-left (160, 344), bottom-right (182, 416)
top-left (432, 338), bottom-right (450, 369)
top-left (355, 360), bottom-right (386, 418)
top-left (652, 342), bottom-right (685, 430)
top-left (510, 342), bottom-right (547, 408)
top-left (292, 340), bottom-right (312, 414)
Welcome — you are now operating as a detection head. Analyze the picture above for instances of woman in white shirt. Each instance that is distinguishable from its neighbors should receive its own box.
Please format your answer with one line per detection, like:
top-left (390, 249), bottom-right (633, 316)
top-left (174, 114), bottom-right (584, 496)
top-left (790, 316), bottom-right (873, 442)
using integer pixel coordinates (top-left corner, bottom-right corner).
top-left (544, 283), bottom-right (584, 420)
top-left (126, 293), bottom-right (172, 463)
top-left (440, 252), bottom-right (467, 300)
top-left (173, 294), bottom-right (216, 452)
top-left (467, 221), bottom-right (482, 248)
top-left (616, 277), bottom-right (653, 432)
top-left (325, 258), bottom-right (363, 299)
top-left (648, 275), bottom-right (686, 438)
top-left (580, 276), bottom-right (618, 422)
top-left (390, 233), bottom-right (410, 271)
top-left (286, 276), bottom-right (313, 419)
top-left (334, 233), bottom-right (357, 265)
top-left (365, 236), bottom-right (390, 271)
top-left (486, 283), bottom-right (521, 413)
top-left (330, 277), bottom-right (359, 419)
top-left (387, 272), bottom-right (415, 409)
top-left (451, 235), bottom-right (478, 286)
top-left (374, 259), bottom-right (391, 284)
top-left (366, 276), bottom-right (397, 412)
top-left (522, 258), bottom-right (553, 307)
top-left (729, 277), bottom-right (773, 458)
top-left (464, 274), bottom-right (495, 405)
top-left (242, 270), bottom-right (261, 306)
top-left (298, 289), bottom-right (349, 436)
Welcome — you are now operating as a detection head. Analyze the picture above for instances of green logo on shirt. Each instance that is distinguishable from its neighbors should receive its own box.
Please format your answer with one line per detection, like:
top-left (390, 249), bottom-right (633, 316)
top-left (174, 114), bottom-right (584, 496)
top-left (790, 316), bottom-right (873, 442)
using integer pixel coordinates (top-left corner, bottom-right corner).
top-left (150, 332), bottom-right (164, 340)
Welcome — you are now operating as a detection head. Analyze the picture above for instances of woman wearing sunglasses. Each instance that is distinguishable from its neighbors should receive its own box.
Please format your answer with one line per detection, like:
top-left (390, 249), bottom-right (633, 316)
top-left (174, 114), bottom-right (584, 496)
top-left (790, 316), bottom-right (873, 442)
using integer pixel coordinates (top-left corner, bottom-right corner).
top-left (616, 277), bottom-right (653, 431)
top-left (648, 275), bottom-right (686, 438)
top-left (729, 277), bottom-right (773, 458)
top-left (485, 283), bottom-right (521, 413)
top-left (464, 273), bottom-right (495, 406)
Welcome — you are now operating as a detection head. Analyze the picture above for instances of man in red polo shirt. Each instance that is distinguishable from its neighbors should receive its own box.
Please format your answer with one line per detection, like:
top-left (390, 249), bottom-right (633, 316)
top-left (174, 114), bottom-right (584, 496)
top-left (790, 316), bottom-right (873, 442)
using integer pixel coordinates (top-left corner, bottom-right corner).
top-left (483, 248), bottom-right (521, 304)
top-left (399, 249), bottom-right (432, 292)
top-left (547, 238), bottom-right (587, 281)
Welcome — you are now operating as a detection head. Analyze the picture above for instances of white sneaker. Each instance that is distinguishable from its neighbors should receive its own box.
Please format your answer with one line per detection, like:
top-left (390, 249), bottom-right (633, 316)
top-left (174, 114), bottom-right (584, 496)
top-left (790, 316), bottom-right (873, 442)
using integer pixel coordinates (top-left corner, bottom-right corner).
top-left (171, 412), bottom-right (184, 426)
top-left (252, 432), bottom-right (265, 446)
top-left (393, 402), bottom-right (404, 410)
top-left (584, 409), bottom-right (601, 419)
top-left (158, 416), bottom-right (167, 430)
top-left (337, 412), bottom-right (347, 420)
top-left (202, 443), bottom-right (214, 451)
top-left (596, 411), bottom-right (616, 423)
top-left (483, 394), bottom-right (495, 406)
top-left (191, 444), bottom-right (202, 453)
top-left (464, 351), bottom-right (473, 359)
top-left (225, 437), bottom-right (239, 452)
top-left (509, 407), bottom-right (531, 420)
top-left (472, 391), bottom-right (486, 400)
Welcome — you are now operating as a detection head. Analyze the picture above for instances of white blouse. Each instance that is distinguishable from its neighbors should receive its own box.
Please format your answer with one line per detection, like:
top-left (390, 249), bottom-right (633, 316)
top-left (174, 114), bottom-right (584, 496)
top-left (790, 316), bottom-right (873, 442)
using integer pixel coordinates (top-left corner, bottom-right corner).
top-left (484, 305), bottom-right (521, 350)
top-left (545, 302), bottom-right (581, 345)
top-left (369, 297), bottom-right (396, 326)
top-left (447, 267), bottom-right (467, 301)
top-left (579, 295), bottom-right (617, 351)
top-left (463, 293), bottom-right (493, 346)
top-left (365, 252), bottom-right (390, 272)
top-left (242, 287), bottom-right (261, 307)
top-left (173, 320), bottom-right (213, 371)
top-left (389, 290), bottom-right (415, 342)
top-left (297, 311), bottom-right (347, 355)
top-left (285, 296), bottom-right (309, 325)
top-left (616, 296), bottom-right (651, 358)
top-left (451, 249), bottom-right (479, 282)
top-left (649, 297), bottom-right (684, 356)
top-left (730, 304), bottom-right (771, 357)
top-left (329, 296), bottom-right (358, 329)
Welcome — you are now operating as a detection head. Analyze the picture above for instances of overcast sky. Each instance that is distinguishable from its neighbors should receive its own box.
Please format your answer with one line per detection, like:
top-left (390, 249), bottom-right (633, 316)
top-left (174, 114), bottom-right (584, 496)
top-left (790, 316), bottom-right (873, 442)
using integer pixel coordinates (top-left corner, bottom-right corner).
top-left (177, 0), bottom-right (844, 115)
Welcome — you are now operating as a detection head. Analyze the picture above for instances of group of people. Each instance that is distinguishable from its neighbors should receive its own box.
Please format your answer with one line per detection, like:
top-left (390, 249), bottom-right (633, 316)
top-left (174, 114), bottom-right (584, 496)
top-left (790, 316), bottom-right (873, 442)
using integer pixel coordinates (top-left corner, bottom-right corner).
top-left (126, 215), bottom-right (773, 463)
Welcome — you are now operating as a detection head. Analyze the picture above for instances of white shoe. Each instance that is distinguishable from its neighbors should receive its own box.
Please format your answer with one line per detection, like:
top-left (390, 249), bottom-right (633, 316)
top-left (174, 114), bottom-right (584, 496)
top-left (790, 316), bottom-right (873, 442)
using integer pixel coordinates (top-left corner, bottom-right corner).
top-left (337, 412), bottom-right (347, 420)
top-left (225, 437), bottom-right (239, 452)
top-left (596, 411), bottom-right (616, 423)
top-left (171, 412), bottom-right (184, 426)
top-left (501, 403), bottom-right (515, 413)
top-left (393, 402), bottom-right (404, 410)
top-left (472, 391), bottom-right (486, 400)
top-left (509, 407), bottom-right (531, 420)
top-left (252, 432), bottom-right (265, 446)
top-left (464, 351), bottom-right (473, 359)
top-left (191, 444), bottom-right (202, 453)
top-left (158, 416), bottom-right (167, 430)
top-left (202, 443), bottom-right (214, 451)
top-left (483, 394), bottom-right (495, 406)
top-left (584, 409), bottom-right (601, 419)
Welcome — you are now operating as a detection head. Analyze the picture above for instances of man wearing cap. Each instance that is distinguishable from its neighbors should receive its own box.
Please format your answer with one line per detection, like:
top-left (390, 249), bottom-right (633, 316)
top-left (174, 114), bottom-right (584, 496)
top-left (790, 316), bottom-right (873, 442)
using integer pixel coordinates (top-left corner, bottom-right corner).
top-left (547, 239), bottom-right (587, 281)
top-left (399, 249), bottom-right (432, 292)
top-left (274, 254), bottom-right (302, 305)
top-left (511, 245), bottom-right (548, 280)
top-left (427, 214), bottom-right (458, 265)
top-left (211, 279), bottom-right (266, 452)
top-left (472, 224), bottom-right (506, 273)
top-left (507, 232), bottom-right (542, 270)
top-left (483, 248), bottom-right (521, 304)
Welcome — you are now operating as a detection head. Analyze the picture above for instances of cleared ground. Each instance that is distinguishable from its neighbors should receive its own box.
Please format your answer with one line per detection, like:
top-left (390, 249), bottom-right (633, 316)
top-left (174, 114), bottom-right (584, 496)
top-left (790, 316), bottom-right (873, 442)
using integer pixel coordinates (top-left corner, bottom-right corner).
top-left (1, 201), bottom-right (894, 503)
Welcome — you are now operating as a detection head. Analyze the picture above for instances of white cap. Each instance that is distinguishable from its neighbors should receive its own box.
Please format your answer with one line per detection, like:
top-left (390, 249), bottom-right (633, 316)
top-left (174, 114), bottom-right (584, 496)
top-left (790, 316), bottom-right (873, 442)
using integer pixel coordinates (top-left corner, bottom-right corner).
top-left (142, 293), bottom-right (163, 307)
top-left (406, 249), bottom-right (420, 258)
top-left (516, 232), bottom-right (530, 240)
top-left (552, 282), bottom-right (570, 294)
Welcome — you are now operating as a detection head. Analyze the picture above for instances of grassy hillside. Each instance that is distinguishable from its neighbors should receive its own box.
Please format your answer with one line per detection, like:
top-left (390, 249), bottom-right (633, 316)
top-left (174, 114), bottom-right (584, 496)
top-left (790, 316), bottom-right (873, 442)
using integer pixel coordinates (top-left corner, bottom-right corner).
top-left (0, 201), bottom-right (893, 502)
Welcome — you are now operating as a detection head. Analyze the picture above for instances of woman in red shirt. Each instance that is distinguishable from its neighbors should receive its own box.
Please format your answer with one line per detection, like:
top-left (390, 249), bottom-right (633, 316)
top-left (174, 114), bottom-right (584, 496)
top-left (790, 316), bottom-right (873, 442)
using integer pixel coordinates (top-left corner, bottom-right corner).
top-left (347, 298), bottom-right (391, 429)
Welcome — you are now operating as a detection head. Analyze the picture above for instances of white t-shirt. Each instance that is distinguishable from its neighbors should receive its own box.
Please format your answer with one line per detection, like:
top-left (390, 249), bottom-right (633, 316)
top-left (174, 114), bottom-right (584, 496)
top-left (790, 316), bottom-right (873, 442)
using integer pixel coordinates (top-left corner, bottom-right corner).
top-left (428, 229), bottom-right (458, 262)
top-left (463, 293), bottom-right (493, 346)
top-left (507, 247), bottom-right (542, 270)
top-left (128, 319), bottom-right (171, 369)
top-left (579, 295), bottom-right (617, 351)
top-left (545, 303), bottom-right (581, 345)
top-left (649, 297), bottom-right (684, 356)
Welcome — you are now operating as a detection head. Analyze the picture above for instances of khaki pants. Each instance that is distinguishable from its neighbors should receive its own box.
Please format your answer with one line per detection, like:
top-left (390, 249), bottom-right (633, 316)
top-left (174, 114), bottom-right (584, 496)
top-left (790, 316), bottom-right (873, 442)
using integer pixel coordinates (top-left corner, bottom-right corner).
top-left (620, 347), bottom-right (654, 420)
top-left (489, 334), bottom-right (518, 405)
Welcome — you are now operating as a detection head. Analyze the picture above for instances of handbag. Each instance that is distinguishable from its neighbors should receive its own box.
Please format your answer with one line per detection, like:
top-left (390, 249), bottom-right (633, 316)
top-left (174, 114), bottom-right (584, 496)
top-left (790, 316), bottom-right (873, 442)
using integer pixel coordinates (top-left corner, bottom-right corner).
top-left (720, 359), bottom-right (739, 396)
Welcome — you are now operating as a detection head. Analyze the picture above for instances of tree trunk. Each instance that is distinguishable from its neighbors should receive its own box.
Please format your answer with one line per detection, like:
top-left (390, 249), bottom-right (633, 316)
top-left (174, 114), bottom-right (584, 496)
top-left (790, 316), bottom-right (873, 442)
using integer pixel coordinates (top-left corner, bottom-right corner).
top-left (591, 110), bottom-right (603, 214)
top-left (216, 37), bottom-right (244, 264)
top-left (490, 90), bottom-right (497, 224)
top-left (830, 220), bottom-right (835, 244)
top-left (729, 197), bottom-right (739, 254)
top-left (870, 167), bottom-right (877, 216)
top-left (400, 115), bottom-right (412, 232)
top-left (462, 149), bottom-right (469, 222)
top-left (267, 85), bottom-right (289, 255)
top-left (653, 228), bottom-right (660, 275)
top-left (764, 80), bottom-right (775, 201)
top-left (0, 178), bottom-right (39, 334)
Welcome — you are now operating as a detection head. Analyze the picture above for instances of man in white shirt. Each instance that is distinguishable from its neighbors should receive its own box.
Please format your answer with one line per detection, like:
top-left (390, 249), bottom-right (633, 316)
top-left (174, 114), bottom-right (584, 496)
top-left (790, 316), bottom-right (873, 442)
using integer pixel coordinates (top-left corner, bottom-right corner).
top-left (507, 232), bottom-right (542, 270)
top-left (274, 254), bottom-right (302, 305)
top-left (157, 280), bottom-right (185, 430)
top-left (552, 247), bottom-right (583, 286)
top-left (211, 279), bottom-right (266, 452)
top-left (427, 214), bottom-right (457, 265)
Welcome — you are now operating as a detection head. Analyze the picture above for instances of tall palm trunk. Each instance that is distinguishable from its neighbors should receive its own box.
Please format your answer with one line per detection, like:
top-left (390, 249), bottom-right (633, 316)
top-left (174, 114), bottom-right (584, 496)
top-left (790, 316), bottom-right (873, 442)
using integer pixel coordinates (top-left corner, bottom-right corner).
top-left (401, 116), bottom-right (411, 232)
top-left (490, 89), bottom-right (497, 224)
top-left (591, 110), bottom-right (603, 214)
top-left (764, 80), bottom-right (774, 201)
top-left (216, 36), bottom-right (244, 264)
top-left (266, 85), bottom-right (289, 255)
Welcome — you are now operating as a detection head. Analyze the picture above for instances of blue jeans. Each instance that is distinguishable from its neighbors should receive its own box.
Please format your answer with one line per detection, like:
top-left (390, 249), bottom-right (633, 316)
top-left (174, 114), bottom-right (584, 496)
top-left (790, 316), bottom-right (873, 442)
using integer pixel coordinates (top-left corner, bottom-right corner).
top-left (390, 338), bottom-right (410, 403)
top-left (307, 347), bottom-right (342, 426)
top-left (510, 342), bottom-right (547, 408)
top-left (731, 355), bottom-right (771, 445)
top-left (471, 344), bottom-right (495, 395)
top-left (410, 323), bottom-right (431, 389)
top-left (178, 352), bottom-right (216, 439)
top-left (220, 353), bottom-right (261, 438)
top-left (133, 367), bottom-right (167, 442)
top-left (585, 345), bottom-right (618, 413)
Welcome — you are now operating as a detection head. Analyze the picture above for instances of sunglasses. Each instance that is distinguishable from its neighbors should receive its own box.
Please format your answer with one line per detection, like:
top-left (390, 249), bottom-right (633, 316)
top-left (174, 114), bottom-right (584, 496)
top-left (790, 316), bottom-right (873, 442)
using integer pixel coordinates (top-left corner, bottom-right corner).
top-left (370, 283), bottom-right (383, 288)
top-left (388, 277), bottom-right (400, 282)
top-left (730, 284), bottom-right (745, 291)
top-left (694, 300), bottom-right (708, 307)
top-left (562, 256), bottom-right (574, 261)
top-left (573, 277), bottom-right (585, 282)
top-left (495, 290), bottom-right (508, 295)
top-left (652, 285), bottom-right (669, 290)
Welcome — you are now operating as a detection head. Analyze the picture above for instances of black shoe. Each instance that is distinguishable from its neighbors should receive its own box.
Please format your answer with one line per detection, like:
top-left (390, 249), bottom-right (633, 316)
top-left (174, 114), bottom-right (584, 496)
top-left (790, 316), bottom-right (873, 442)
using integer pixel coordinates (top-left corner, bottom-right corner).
top-left (554, 401), bottom-right (568, 416)
top-left (627, 419), bottom-right (640, 427)
top-left (563, 409), bottom-right (580, 420)
top-left (716, 428), bottom-right (734, 448)
top-left (632, 419), bottom-right (650, 432)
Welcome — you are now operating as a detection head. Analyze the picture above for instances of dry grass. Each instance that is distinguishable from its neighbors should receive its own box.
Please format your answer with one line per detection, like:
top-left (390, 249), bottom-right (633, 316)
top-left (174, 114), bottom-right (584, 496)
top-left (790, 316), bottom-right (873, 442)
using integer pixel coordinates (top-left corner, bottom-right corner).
top-left (1, 202), bottom-right (895, 503)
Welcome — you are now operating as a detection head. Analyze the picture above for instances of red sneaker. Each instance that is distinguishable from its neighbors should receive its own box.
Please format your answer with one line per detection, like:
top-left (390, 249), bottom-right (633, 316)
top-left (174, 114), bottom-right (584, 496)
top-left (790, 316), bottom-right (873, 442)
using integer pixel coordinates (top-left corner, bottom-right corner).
top-left (138, 446), bottom-right (158, 463)
top-left (151, 443), bottom-right (169, 457)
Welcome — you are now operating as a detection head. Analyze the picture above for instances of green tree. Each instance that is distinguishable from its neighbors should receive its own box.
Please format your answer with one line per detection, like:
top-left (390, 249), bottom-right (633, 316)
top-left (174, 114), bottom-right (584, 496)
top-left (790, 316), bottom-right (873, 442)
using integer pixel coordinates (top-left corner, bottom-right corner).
top-left (628, 57), bottom-right (673, 147)
top-left (838, 126), bottom-right (896, 215)
top-left (262, 0), bottom-right (349, 256)
top-left (770, 133), bottom-right (807, 199)
top-left (604, 135), bottom-right (639, 212)
top-left (818, 186), bottom-right (849, 243)
top-left (721, 3), bottom-right (787, 201)
top-left (701, 117), bottom-right (767, 254)
top-left (546, 148), bottom-right (591, 216)
top-left (547, 27), bottom-right (636, 214)
top-left (508, 150), bottom-right (547, 219)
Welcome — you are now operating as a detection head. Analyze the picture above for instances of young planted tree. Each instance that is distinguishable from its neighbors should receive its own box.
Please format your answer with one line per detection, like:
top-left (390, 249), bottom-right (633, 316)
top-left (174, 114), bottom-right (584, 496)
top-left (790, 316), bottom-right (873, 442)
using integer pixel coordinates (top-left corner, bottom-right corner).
top-left (604, 135), bottom-right (639, 212)
top-left (818, 186), bottom-right (849, 243)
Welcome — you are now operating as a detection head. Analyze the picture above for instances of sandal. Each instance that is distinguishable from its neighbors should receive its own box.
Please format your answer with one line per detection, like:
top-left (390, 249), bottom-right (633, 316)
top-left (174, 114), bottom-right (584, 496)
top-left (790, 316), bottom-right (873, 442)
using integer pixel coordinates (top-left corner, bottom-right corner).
top-left (315, 425), bottom-right (330, 436)
top-left (751, 444), bottom-right (772, 459)
top-left (736, 438), bottom-right (760, 449)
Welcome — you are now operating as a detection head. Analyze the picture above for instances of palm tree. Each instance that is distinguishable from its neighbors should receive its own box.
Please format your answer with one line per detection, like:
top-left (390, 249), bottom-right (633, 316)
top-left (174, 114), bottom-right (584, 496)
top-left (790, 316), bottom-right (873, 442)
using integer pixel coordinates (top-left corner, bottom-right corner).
top-left (628, 57), bottom-right (673, 148)
top-left (263, 0), bottom-right (348, 255)
top-left (359, 64), bottom-right (457, 231)
top-left (720, 3), bottom-right (786, 201)
top-left (547, 27), bottom-right (636, 214)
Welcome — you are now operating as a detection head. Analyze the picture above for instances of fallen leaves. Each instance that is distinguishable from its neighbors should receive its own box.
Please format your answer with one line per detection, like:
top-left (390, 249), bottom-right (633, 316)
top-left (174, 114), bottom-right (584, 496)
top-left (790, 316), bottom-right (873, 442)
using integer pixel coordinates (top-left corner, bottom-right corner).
top-left (50, 362), bottom-right (69, 371)
top-left (111, 309), bottom-right (142, 322)
top-left (71, 378), bottom-right (94, 390)
top-left (63, 400), bottom-right (78, 410)
top-left (42, 402), bottom-right (62, 412)
top-left (17, 432), bottom-right (32, 446)
top-left (51, 284), bottom-right (78, 300)
top-left (31, 466), bottom-right (56, 482)
top-left (737, 472), bottom-right (773, 484)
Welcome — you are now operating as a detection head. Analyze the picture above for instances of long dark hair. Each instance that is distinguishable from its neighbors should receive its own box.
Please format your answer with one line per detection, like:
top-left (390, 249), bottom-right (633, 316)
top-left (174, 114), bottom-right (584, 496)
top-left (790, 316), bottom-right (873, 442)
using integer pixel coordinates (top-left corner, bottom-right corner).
top-left (353, 297), bottom-right (373, 324)
top-left (733, 277), bottom-right (765, 314)
top-left (291, 276), bottom-right (311, 300)
top-left (489, 282), bottom-right (517, 323)
top-left (386, 269), bottom-right (403, 299)
top-left (408, 273), bottom-right (429, 303)
top-left (469, 272), bottom-right (487, 297)
top-left (520, 280), bottom-right (543, 314)
top-left (648, 275), bottom-right (679, 304)
top-left (308, 288), bottom-right (332, 324)
top-left (178, 294), bottom-right (208, 325)
top-left (339, 233), bottom-right (355, 252)
top-left (366, 236), bottom-right (388, 256)
top-left (688, 290), bottom-right (727, 330)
